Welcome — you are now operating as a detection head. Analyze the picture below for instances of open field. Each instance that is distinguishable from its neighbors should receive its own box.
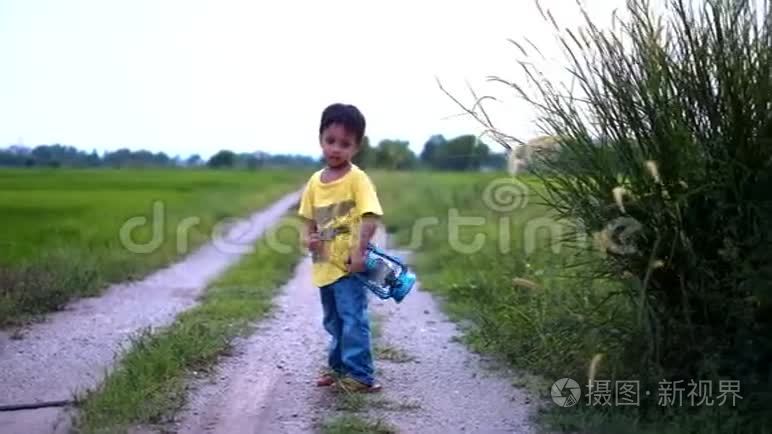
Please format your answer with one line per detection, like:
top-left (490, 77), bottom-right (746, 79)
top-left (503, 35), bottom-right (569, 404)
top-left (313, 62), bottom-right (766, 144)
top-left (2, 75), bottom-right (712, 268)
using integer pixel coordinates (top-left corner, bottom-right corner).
top-left (0, 168), bottom-right (309, 326)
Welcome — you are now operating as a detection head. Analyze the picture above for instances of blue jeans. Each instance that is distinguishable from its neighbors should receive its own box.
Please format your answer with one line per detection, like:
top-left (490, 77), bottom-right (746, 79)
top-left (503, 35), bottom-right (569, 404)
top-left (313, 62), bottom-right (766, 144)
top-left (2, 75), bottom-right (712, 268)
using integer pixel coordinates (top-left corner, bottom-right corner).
top-left (319, 274), bottom-right (375, 386)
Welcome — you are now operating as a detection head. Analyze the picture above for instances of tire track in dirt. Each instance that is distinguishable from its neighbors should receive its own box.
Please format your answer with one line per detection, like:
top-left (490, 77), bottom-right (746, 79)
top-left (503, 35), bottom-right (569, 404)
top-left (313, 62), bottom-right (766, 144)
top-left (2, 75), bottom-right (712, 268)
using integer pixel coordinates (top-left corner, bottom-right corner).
top-left (154, 230), bottom-right (536, 434)
top-left (0, 190), bottom-right (302, 434)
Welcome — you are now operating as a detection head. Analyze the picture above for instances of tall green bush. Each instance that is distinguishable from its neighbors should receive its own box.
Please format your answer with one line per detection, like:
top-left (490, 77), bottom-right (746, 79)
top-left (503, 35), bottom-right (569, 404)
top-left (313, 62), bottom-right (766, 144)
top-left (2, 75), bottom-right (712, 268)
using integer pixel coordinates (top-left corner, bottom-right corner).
top-left (452, 0), bottom-right (772, 429)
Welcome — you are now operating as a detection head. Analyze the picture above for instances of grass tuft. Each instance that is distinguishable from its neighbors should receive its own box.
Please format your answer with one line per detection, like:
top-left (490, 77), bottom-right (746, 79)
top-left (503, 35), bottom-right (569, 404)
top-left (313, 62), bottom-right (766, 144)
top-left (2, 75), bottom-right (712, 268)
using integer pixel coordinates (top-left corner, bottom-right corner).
top-left (375, 345), bottom-right (415, 363)
top-left (321, 414), bottom-right (397, 434)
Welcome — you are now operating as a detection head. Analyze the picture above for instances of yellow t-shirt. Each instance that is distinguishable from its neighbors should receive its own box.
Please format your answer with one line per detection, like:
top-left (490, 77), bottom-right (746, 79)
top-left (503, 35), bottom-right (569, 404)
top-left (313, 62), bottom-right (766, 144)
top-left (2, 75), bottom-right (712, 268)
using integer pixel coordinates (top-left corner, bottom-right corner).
top-left (298, 164), bottom-right (383, 287)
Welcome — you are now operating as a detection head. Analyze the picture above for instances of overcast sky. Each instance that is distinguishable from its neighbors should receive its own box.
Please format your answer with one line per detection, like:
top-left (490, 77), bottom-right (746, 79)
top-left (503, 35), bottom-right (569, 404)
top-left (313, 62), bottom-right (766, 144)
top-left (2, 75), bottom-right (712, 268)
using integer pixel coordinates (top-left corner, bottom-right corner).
top-left (1, 0), bottom-right (633, 159)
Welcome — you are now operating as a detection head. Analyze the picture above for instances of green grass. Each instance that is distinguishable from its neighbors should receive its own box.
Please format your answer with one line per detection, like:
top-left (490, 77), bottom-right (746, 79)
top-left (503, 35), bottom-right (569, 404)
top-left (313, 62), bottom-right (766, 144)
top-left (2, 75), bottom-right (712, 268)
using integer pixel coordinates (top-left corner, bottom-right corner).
top-left (334, 393), bottom-right (421, 414)
top-left (321, 414), bottom-right (397, 434)
top-left (72, 216), bottom-right (305, 434)
top-left (0, 167), bottom-right (308, 326)
top-left (368, 170), bottom-right (758, 434)
top-left (538, 404), bottom-right (760, 434)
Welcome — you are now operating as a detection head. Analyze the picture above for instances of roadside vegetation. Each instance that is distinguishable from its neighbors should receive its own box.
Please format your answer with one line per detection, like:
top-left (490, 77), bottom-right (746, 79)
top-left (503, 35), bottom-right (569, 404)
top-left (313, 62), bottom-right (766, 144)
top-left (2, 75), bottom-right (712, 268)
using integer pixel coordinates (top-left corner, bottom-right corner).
top-left (374, 1), bottom-right (772, 433)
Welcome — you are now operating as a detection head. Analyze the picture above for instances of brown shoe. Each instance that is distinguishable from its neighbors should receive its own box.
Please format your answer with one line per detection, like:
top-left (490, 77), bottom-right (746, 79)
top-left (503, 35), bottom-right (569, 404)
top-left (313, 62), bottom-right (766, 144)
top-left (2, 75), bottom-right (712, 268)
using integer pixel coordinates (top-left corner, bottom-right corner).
top-left (316, 373), bottom-right (336, 387)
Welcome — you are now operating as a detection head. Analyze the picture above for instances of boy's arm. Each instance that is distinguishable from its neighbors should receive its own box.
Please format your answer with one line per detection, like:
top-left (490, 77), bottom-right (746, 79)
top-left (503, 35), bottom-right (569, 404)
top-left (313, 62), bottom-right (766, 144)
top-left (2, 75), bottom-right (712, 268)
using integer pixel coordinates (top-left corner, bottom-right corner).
top-left (298, 177), bottom-right (319, 253)
top-left (348, 171), bottom-right (383, 272)
top-left (302, 217), bottom-right (321, 253)
top-left (348, 213), bottom-right (378, 273)
top-left (355, 213), bottom-right (378, 254)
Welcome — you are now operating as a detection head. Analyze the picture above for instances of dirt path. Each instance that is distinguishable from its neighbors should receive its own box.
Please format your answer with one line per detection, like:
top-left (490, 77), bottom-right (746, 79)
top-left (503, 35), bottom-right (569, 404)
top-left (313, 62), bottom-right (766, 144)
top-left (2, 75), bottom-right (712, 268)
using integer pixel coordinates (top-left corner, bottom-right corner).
top-left (0, 190), bottom-right (302, 434)
top-left (161, 257), bottom-right (331, 434)
top-left (152, 232), bottom-right (536, 434)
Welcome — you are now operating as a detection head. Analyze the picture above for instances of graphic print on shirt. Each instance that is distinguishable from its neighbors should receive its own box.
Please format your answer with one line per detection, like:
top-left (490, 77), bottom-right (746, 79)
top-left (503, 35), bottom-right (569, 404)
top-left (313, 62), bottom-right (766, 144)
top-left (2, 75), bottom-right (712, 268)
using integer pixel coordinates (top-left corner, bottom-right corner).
top-left (312, 199), bottom-right (356, 264)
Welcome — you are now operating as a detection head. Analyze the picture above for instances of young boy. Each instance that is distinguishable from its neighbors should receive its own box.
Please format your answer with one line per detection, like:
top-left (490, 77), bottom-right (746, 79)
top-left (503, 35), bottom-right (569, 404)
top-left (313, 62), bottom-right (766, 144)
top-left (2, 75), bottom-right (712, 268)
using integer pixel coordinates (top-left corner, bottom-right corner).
top-left (298, 103), bottom-right (383, 393)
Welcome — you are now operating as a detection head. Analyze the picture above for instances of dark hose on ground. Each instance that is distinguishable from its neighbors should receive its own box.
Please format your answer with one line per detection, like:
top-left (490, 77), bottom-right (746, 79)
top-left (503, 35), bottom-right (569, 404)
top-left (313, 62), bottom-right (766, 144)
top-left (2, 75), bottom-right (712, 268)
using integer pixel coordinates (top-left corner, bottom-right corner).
top-left (0, 400), bottom-right (74, 412)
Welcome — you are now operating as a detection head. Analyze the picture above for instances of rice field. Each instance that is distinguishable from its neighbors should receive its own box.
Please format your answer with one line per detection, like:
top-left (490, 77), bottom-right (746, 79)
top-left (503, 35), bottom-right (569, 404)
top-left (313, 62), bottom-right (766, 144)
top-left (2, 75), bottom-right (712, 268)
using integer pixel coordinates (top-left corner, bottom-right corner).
top-left (0, 167), bottom-right (309, 326)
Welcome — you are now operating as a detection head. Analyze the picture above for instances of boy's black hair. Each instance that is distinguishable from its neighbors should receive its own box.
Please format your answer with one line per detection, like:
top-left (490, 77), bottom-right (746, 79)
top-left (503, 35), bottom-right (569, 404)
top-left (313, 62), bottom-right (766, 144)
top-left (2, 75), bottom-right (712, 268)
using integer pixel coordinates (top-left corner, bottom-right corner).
top-left (319, 103), bottom-right (366, 144)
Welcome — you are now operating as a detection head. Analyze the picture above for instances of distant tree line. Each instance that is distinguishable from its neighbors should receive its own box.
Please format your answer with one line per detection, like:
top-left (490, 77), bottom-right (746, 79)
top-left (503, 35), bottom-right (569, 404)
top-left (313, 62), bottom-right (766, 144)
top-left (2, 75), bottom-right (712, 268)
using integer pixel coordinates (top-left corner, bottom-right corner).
top-left (0, 145), bottom-right (317, 169)
top-left (352, 134), bottom-right (506, 171)
top-left (0, 133), bottom-right (507, 172)
top-left (201, 150), bottom-right (319, 169)
top-left (208, 134), bottom-right (506, 171)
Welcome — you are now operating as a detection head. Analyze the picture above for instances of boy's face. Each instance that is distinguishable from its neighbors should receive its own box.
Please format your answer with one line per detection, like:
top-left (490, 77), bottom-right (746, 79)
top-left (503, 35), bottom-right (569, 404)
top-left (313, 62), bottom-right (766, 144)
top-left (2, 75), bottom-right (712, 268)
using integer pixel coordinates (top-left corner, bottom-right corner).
top-left (320, 123), bottom-right (359, 169)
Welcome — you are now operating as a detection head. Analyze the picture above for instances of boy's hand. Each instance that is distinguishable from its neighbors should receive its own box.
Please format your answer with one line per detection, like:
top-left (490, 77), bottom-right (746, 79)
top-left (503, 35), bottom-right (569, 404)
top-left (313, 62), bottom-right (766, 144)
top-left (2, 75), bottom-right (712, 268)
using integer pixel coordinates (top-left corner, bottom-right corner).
top-left (307, 232), bottom-right (321, 253)
top-left (347, 249), bottom-right (366, 273)
top-left (303, 219), bottom-right (322, 254)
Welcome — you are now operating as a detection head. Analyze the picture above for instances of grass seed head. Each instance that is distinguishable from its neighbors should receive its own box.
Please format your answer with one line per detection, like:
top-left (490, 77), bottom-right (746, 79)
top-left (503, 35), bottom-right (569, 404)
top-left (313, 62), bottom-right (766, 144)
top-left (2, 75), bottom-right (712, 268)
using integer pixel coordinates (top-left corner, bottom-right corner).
top-left (588, 353), bottom-right (604, 387)
top-left (512, 277), bottom-right (541, 290)
top-left (612, 187), bottom-right (629, 213)
top-left (645, 160), bottom-right (661, 184)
